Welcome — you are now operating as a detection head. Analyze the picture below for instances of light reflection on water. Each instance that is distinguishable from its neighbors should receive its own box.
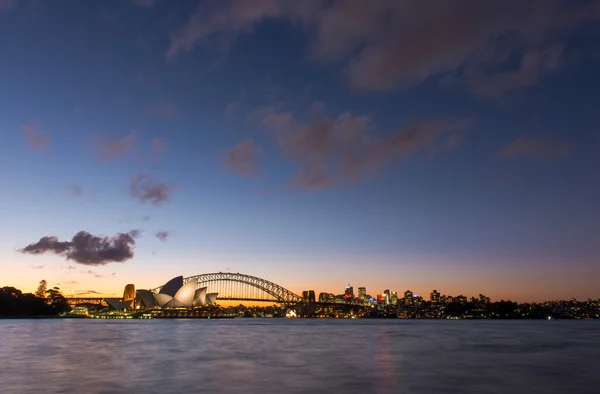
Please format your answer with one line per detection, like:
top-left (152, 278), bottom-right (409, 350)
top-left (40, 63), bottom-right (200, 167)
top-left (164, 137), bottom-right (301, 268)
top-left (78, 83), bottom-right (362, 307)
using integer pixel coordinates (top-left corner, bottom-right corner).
top-left (0, 319), bottom-right (598, 394)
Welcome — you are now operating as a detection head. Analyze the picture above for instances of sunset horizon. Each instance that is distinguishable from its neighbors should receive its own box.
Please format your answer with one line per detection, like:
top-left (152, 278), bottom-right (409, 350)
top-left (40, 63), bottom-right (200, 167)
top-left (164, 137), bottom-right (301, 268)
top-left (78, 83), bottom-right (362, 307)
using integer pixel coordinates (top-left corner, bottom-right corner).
top-left (2, 0), bottom-right (599, 305)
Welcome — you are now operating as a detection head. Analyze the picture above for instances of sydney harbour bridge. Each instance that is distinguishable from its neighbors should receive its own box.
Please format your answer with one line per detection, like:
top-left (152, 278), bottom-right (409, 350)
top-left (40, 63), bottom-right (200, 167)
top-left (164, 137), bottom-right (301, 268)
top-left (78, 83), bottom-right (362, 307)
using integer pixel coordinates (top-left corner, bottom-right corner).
top-left (66, 272), bottom-right (352, 308)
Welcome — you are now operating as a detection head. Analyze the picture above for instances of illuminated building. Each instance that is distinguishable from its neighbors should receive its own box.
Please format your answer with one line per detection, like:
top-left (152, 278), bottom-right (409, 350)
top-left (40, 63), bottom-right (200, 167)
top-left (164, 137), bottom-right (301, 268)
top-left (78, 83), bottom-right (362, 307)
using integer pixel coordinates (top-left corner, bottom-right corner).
top-left (344, 284), bottom-right (354, 300)
top-left (205, 293), bottom-right (218, 306)
top-left (391, 292), bottom-right (398, 305)
top-left (136, 289), bottom-right (158, 309)
top-left (319, 292), bottom-right (335, 303)
top-left (105, 276), bottom-right (218, 311)
top-left (104, 298), bottom-right (134, 311)
top-left (123, 284), bottom-right (135, 308)
top-left (358, 287), bottom-right (366, 300)
top-left (302, 290), bottom-right (316, 302)
top-left (155, 278), bottom-right (200, 308)
top-left (404, 290), bottom-right (413, 304)
top-left (69, 306), bottom-right (89, 316)
top-left (430, 290), bottom-right (441, 303)
top-left (384, 289), bottom-right (390, 305)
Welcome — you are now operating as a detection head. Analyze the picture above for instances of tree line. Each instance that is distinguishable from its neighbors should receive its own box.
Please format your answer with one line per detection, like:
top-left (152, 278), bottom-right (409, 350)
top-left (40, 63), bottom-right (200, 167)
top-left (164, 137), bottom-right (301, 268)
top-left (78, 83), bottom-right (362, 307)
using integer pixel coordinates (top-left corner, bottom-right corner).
top-left (0, 280), bottom-right (71, 317)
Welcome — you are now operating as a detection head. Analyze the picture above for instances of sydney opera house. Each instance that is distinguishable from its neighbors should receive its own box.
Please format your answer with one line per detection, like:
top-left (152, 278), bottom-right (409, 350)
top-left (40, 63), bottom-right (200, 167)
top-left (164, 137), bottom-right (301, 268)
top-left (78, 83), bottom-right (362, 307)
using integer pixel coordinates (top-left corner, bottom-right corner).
top-left (104, 276), bottom-right (218, 311)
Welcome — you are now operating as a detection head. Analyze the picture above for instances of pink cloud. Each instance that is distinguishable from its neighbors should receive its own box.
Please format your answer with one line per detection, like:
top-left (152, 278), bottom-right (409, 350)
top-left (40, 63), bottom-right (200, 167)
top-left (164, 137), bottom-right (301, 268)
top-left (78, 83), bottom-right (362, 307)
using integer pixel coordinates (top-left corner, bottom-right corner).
top-left (224, 139), bottom-right (260, 177)
top-left (0, 0), bottom-right (14, 10)
top-left (255, 107), bottom-right (473, 190)
top-left (97, 131), bottom-right (136, 161)
top-left (166, 0), bottom-right (600, 97)
top-left (496, 137), bottom-right (574, 159)
top-left (166, 0), bottom-right (302, 58)
top-left (21, 123), bottom-right (50, 150)
top-left (130, 174), bottom-right (176, 205)
top-left (460, 44), bottom-right (565, 98)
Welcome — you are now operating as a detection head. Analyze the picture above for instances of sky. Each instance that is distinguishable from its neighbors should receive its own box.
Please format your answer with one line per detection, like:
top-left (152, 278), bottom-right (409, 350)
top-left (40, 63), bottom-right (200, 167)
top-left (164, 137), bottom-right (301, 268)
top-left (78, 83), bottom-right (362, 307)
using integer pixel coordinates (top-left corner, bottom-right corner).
top-left (1, 0), bottom-right (599, 302)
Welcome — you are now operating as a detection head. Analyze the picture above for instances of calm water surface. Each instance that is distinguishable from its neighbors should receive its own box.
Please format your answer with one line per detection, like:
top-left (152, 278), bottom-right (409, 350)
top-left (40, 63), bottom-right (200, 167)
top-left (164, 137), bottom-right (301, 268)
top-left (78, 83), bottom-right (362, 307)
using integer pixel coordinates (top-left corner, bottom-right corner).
top-left (0, 319), bottom-right (598, 394)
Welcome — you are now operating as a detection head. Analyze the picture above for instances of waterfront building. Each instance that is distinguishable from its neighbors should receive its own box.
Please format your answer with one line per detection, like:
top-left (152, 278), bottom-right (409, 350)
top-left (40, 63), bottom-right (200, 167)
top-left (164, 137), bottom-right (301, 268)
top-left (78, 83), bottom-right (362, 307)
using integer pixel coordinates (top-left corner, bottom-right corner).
top-left (479, 294), bottom-right (490, 304)
top-left (319, 292), bottom-right (335, 303)
top-left (358, 287), bottom-right (366, 300)
top-left (430, 290), bottom-right (441, 303)
top-left (302, 290), bottom-right (316, 303)
top-left (345, 285), bottom-right (354, 300)
top-left (123, 284), bottom-right (135, 302)
top-left (104, 276), bottom-right (218, 311)
top-left (104, 298), bottom-right (134, 311)
top-left (391, 292), bottom-right (398, 305)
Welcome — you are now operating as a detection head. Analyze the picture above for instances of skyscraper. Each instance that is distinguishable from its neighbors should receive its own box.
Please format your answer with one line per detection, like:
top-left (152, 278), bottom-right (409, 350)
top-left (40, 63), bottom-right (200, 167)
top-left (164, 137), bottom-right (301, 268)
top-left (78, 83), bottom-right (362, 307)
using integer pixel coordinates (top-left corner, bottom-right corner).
top-left (344, 284), bottom-right (354, 300)
top-left (430, 290), bottom-right (441, 303)
top-left (358, 287), bottom-right (366, 300)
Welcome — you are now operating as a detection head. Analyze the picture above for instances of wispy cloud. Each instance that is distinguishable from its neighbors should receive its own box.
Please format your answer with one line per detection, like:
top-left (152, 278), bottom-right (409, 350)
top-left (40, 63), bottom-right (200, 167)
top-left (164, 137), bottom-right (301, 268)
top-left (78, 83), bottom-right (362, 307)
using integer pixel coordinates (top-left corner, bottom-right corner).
top-left (496, 137), bottom-right (574, 159)
top-left (74, 289), bottom-right (104, 295)
top-left (0, 0), bottom-right (14, 10)
top-left (31, 265), bottom-right (45, 270)
top-left (128, 229), bottom-right (143, 239)
top-left (97, 131), bottom-right (136, 161)
top-left (254, 107), bottom-right (473, 189)
top-left (224, 139), bottom-right (260, 177)
top-left (21, 123), bottom-right (50, 149)
top-left (155, 231), bottom-right (169, 242)
top-left (82, 270), bottom-right (103, 278)
top-left (20, 230), bottom-right (138, 266)
top-left (167, 0), bottom-right (600, 97)
top-left (130, 174), bottom-right (176, 205)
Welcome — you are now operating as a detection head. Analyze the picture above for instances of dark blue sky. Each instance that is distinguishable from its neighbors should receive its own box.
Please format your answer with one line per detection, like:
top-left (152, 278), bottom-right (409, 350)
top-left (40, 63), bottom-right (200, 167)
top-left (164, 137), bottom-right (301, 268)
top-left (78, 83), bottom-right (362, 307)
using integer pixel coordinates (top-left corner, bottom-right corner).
top-left (1, 0), bottom-right (599, 301)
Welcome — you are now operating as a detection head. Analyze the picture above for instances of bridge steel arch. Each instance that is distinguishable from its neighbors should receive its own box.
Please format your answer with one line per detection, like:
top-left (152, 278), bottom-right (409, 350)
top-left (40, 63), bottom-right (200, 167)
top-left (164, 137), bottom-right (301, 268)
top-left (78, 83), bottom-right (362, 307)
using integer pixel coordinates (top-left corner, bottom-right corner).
top-left (152, 272), bottom-right (302, 305)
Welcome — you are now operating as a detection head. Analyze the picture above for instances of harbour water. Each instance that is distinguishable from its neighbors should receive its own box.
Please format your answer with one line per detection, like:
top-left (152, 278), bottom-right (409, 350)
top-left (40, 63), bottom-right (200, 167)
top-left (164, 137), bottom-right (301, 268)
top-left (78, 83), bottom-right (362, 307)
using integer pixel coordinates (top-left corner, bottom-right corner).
top-left (1, 319), bottom-right (598, 393)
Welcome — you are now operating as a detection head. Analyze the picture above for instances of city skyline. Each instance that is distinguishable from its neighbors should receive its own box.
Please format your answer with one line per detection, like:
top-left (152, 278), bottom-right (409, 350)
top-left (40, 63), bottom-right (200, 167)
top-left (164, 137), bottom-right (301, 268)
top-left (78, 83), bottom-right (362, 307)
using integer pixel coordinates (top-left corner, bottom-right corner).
top-left (1, 1), bottom-right (600, 303)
